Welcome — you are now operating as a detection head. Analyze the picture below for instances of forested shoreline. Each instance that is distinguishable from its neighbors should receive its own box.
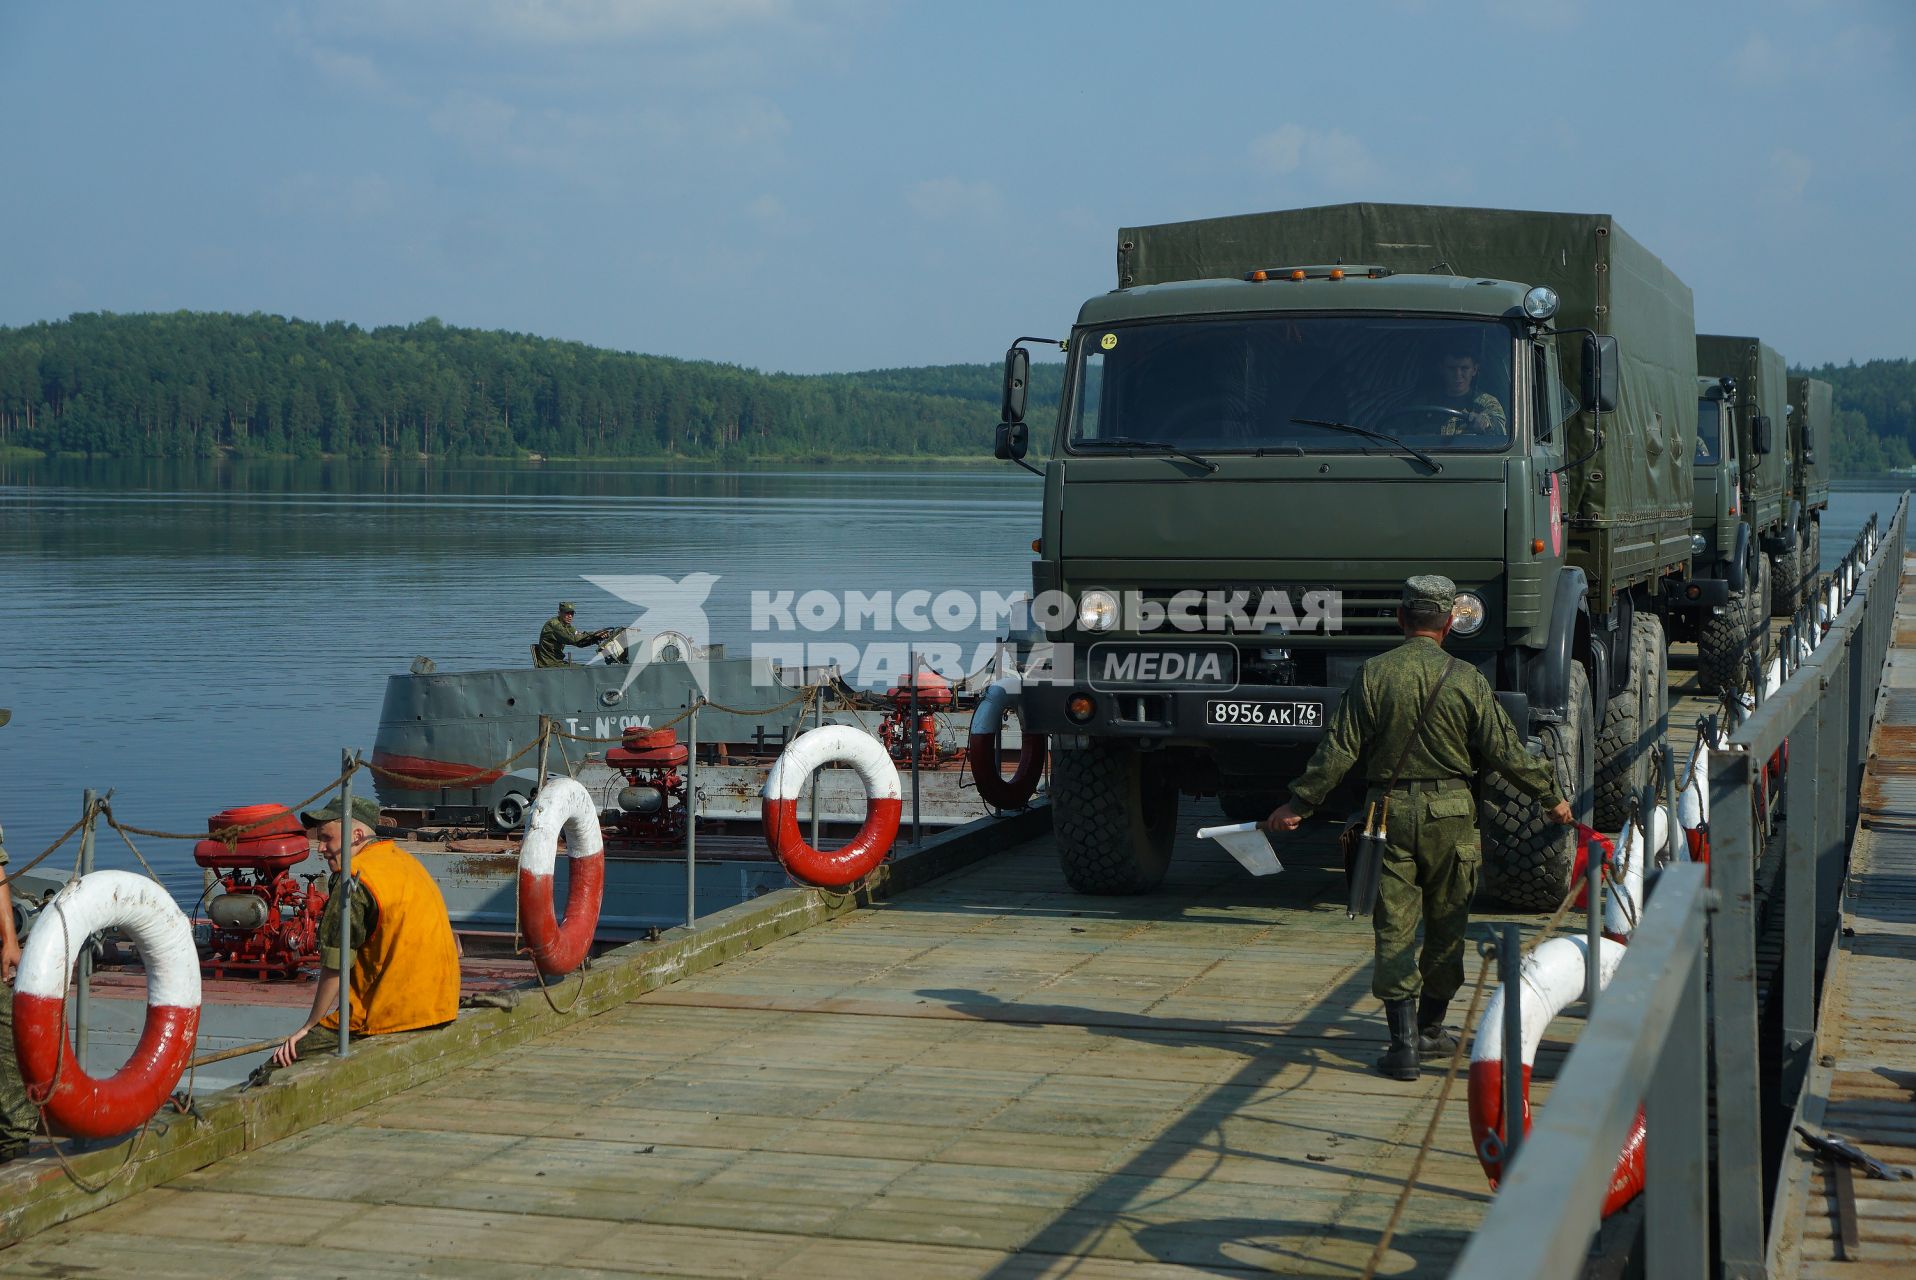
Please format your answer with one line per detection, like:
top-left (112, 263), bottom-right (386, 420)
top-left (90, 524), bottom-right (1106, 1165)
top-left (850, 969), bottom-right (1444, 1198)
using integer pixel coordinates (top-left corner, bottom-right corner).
top-left (0, 312), bottom-right (1063, 462)
top-left (0, 311), bottom-right (1908, 471)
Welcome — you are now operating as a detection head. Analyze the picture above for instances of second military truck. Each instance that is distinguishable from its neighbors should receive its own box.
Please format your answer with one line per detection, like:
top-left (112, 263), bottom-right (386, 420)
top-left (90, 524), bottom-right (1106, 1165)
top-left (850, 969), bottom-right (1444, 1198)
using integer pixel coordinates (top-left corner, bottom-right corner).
top-left (995, 202), bottom-right (1698, 909)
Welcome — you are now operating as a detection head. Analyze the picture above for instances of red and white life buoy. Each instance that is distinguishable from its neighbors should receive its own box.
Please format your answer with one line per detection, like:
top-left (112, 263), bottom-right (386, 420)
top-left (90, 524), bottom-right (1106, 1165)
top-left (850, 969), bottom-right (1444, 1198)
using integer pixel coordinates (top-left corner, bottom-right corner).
top-left (13, 870), bottom-right (201, 1139)
top-left (517, 777), bottom-right (606, 977)
top-left (968, 678), bottom-right (1046, 811)
top-left (763, 725), bottom-right (902, 888)
top-left (1468, 935), bottom-right (1644, 1217)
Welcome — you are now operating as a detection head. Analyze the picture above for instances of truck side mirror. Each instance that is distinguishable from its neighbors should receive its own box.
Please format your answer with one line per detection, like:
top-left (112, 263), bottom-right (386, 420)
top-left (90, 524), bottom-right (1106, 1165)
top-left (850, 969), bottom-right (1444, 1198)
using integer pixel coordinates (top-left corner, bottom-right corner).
top-left (1001, 346), bottom-right (1030, 424)
top-left (994, 421), bottom-right (1030, 461)
top-left (1752, 415), bottom-right (1773, 455)
top-left (1581, 333), bottom-right (1619, 414)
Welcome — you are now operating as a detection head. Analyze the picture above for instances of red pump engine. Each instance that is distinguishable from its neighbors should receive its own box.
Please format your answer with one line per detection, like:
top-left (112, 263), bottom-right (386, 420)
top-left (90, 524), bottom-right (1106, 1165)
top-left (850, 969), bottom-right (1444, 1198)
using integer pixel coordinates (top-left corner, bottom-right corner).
top-left (880, 669), bottom-right (952, 768)
top-left (193, 805), bottom-right (328, 981)
top-left (607, 726), bottom-right (689, 844)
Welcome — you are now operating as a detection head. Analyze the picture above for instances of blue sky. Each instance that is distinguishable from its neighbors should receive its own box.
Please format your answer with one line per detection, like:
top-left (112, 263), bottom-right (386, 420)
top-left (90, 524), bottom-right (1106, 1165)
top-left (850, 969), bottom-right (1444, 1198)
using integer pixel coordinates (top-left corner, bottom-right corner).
top-left (0, 0), bottom-right (1909, 373)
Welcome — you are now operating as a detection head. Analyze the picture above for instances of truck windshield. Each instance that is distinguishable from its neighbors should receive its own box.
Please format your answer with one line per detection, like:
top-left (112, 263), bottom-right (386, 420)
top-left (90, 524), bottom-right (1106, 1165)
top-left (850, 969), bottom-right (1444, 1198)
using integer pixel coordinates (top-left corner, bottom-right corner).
top-left (1695, 399), bottom-right (1721, 467)
top-left (1068, 315), bottom-right (1516, 455)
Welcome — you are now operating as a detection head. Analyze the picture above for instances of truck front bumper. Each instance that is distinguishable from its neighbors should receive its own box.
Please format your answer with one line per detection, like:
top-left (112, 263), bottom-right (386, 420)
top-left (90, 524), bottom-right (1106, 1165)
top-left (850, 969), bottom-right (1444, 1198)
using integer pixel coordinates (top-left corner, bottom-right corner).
top-left (1667, 578), bottom-right (1732, 611)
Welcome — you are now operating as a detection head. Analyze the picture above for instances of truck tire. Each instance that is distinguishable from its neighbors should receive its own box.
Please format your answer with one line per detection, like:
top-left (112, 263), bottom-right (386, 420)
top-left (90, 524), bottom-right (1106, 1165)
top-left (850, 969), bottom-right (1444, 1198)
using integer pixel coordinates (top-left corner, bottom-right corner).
top-left (1594, 614), bottom-right (1667, 830)
top-left (1698, 555), bottom-right (1766, 693)
top-left (1482, 661), bottom-right (1593, 911)
top-left (1052, 741), bottom-right (1179, 894)
top-left (1772, 535), bottom-right (1810, 618)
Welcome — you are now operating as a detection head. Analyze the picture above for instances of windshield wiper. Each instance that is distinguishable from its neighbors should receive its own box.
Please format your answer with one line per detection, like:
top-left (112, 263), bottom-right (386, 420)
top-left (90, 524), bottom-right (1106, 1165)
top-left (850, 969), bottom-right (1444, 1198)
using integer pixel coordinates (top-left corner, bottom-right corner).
top-left (1290, 418), bottom-right (1443, 474)
top-left (1074, 436), bottom-right (1219, 473)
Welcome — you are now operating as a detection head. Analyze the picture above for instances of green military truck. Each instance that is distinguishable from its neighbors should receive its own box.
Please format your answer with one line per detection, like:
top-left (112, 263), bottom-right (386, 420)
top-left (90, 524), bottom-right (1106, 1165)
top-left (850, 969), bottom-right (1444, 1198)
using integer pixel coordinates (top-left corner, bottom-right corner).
top-left (1670, 337), bottom-right (1789, 689)
top-left (1786, 374), bottom-right (1834, 597)
top-left (993, 203), bottom-right (1698, 909)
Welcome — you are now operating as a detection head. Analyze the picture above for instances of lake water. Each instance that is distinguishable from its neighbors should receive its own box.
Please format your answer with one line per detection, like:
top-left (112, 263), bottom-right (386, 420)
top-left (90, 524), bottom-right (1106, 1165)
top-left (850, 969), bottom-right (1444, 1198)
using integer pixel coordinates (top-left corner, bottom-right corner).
top-left (0, 458), bottom-right (1904, 902)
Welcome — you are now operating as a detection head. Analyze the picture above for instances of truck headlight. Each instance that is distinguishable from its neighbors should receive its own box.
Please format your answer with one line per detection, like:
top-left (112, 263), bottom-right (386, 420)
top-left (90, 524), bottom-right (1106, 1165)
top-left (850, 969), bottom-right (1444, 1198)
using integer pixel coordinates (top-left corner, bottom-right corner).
top-left (1077, 589), bottom-right (1119, 632)
top-left (1450, 592), bottom-right (1487, 636)
top-left (1690, 533), bottom-right (1707, 555)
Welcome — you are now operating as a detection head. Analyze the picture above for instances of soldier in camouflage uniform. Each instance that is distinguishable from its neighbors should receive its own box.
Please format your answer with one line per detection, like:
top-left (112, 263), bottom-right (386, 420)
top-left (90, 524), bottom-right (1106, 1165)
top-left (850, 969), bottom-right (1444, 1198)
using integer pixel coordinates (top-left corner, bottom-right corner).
top-left (1266, 577), bottom-right (1571, 1080)
top-left (1431, 349), bottom-right (1507, 440)
top-left (534, 602), bottom-right (611, 668)
top-left (2, 708), bottom-right (41, 1160)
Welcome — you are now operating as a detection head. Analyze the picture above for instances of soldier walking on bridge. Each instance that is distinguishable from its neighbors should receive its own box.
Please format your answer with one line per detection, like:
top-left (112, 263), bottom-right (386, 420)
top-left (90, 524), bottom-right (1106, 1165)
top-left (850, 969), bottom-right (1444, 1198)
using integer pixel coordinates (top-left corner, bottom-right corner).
top-left (1265, 576), bottom-right (1573, 1081)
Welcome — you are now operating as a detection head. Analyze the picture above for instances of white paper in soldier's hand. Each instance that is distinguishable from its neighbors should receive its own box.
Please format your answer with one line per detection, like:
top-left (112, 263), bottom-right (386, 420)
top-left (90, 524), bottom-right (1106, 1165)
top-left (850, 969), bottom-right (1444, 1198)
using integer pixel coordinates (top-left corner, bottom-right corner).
top-left (1197, 822), bottom-right (1284, 876)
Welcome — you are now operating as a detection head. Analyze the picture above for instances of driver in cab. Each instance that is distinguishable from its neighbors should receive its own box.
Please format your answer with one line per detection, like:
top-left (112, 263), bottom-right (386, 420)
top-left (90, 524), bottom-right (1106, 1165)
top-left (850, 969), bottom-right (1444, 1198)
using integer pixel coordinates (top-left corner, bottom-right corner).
top-left (1419, 349), bottom-right (1507, 441)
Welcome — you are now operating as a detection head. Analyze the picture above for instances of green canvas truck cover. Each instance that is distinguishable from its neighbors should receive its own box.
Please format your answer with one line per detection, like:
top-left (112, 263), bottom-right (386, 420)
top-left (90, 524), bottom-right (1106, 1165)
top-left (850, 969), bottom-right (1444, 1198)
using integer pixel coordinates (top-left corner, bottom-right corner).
top-left (1788, 374), bottom-right (1833, 512)
top-left (1116, 203), bottom-right (1696, 601)
top-left (1697, 335), bottom-right (1788, 535)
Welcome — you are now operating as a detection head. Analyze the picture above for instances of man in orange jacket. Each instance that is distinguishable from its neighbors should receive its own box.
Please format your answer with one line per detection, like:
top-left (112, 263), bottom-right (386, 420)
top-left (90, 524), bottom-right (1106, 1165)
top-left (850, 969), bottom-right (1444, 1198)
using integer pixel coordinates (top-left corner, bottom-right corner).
top-left (269, 796), bottom-right (460, 1068)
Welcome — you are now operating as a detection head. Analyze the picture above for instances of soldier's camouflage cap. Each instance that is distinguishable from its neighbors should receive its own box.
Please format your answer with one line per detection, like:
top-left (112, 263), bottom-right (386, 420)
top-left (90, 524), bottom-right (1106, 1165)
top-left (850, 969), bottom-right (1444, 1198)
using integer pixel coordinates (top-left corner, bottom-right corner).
top-left (559, 601), bottom-right (576, 613)
top-left (1402, 574), bottom-right (1457, 612)
top-left (301, 796), bottom-right (383, 829)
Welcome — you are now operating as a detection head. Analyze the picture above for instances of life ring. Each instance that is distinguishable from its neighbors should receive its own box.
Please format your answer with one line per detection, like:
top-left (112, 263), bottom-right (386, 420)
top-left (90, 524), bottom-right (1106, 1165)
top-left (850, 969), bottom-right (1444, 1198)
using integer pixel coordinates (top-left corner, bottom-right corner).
top-left (967, 679), bottom-right (1046, 810)
top-left (1468, 935), bottom-right (1644, 1218)
top-left (517, 778), bottom-right (606, 977)
top-left (763, 725), bottom-right (902, 888)
top-left (13, 870), bottom-right (201, 1139)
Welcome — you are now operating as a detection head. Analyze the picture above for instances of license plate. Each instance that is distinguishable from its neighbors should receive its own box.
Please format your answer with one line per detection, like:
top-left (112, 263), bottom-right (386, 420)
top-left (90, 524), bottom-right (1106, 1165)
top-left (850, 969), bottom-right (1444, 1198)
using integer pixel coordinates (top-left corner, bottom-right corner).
top-left (1206, 699), bottom-right (1324, 728)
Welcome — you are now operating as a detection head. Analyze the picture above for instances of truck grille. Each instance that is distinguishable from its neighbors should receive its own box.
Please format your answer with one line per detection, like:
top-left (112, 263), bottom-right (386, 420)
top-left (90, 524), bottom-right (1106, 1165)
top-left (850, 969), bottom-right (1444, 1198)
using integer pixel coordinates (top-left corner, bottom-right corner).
top-left (1127, 584), bottom-right (1404, 638)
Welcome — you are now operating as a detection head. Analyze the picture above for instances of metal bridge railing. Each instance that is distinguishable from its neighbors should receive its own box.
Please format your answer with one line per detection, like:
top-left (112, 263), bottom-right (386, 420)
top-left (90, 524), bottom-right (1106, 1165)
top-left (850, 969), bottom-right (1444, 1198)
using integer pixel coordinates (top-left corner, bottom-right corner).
top-left (1456, 493), bottom-right (1908, 1280)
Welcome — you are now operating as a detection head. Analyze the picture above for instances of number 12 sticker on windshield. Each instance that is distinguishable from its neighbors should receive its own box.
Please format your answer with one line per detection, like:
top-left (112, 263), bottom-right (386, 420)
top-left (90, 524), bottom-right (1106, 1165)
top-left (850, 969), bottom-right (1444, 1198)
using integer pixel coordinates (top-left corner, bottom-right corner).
top-left (1100, 333), bottom-right (1117, 351)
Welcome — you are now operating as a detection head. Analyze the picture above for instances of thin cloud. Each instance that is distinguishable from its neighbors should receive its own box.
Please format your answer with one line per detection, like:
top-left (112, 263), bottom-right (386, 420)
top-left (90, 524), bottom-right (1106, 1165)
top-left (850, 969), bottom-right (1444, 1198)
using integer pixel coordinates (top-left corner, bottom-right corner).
top-left (265, 172), bottom-right (403, 221)
top-left (1770, 148), bottom-right (1812, 198)
top-left (906, 178), bottom-right (1005, 223)
top-left (309, 0), bottom-right (803, 46)
top-left (1730, 32), bottom-right (1783, 81)
top-left (1249, 125), bottom-right (1381, 192)
top-left (1484, 0), bottom-right (1582, 30)
top-left (308, 45), bottom-right (391, 97)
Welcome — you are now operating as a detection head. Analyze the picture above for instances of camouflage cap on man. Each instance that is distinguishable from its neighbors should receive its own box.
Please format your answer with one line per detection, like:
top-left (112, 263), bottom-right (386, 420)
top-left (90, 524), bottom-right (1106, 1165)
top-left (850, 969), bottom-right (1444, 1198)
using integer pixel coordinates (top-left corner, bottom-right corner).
top-left (558, 601), bottom-right (576, 614)
top-left (300, 795), bottom-right (383, 829)
top-left (1402, 574), bottom-right (1457, 613)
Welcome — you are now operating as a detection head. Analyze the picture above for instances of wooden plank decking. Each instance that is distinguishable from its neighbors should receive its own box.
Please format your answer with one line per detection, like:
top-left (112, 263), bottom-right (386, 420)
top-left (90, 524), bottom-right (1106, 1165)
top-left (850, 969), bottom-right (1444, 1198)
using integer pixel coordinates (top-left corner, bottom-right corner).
top-left (1, 817), bottom-right (1565, 1278)
top-left (1772, 556), bottom-right (1916, 1278)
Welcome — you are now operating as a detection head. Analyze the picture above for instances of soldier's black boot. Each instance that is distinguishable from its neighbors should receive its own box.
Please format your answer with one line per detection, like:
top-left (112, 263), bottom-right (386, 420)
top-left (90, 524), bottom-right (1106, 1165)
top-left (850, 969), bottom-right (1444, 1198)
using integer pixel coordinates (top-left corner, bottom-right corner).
top-left (1375, 999), bottom-right (1421, 1081)
top-left (1417, 994), bottom-right (1460, 1059)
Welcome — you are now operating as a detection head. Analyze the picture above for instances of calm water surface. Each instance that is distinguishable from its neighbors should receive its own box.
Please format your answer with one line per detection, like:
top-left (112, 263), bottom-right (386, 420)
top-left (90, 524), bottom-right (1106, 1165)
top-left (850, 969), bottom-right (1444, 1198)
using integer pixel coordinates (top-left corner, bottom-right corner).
top-left (0, 459), bottom-right (1903, 902)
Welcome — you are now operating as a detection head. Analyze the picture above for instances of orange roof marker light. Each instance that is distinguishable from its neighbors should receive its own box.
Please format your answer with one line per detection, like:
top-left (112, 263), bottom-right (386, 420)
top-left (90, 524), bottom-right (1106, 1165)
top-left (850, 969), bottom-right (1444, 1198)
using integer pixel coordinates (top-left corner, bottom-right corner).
top-left (1242, 265), bottom-right (1394, 282)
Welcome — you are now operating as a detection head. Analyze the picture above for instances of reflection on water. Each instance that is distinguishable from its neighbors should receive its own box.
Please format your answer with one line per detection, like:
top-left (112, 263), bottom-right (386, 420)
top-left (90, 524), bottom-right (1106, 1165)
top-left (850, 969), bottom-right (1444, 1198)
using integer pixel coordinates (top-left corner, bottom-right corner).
top-left (0, 458), bottom-right (1903, 900)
